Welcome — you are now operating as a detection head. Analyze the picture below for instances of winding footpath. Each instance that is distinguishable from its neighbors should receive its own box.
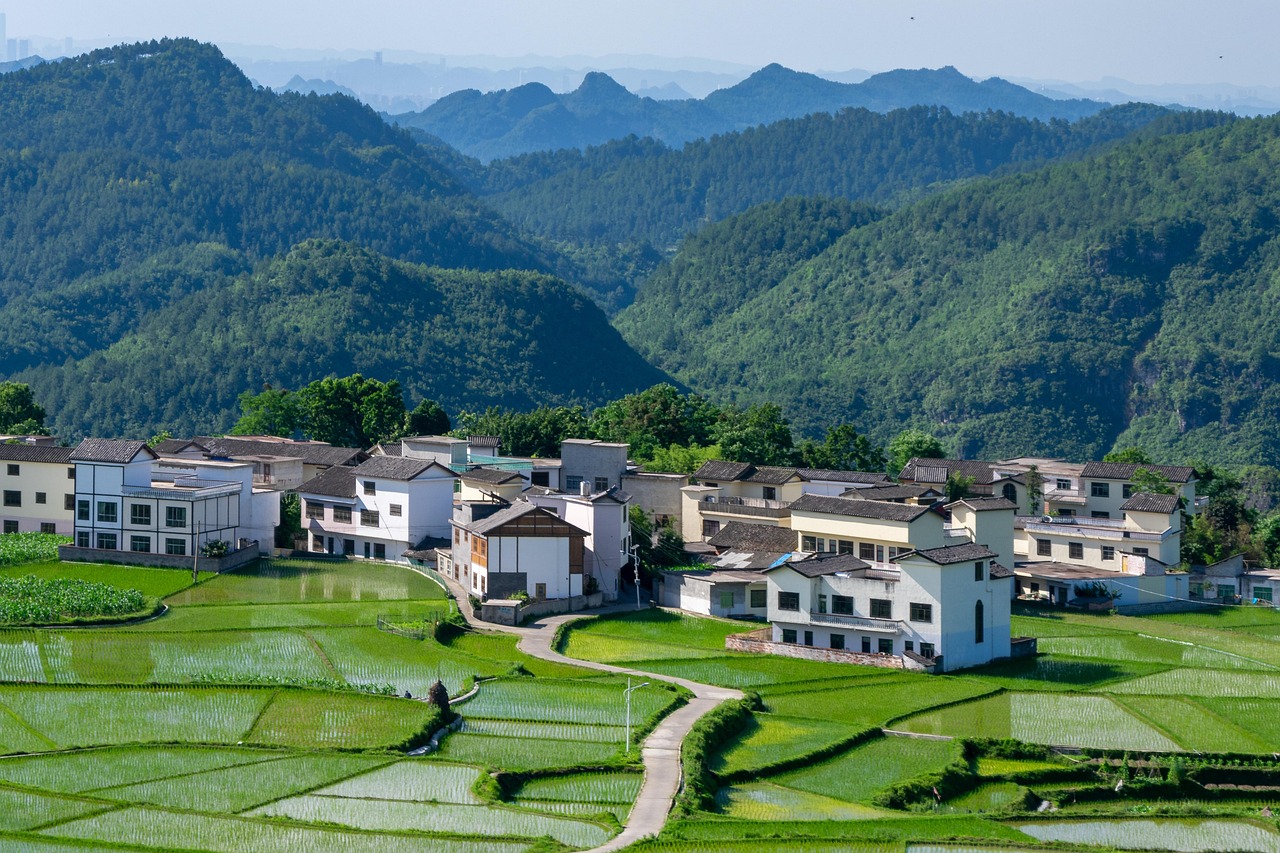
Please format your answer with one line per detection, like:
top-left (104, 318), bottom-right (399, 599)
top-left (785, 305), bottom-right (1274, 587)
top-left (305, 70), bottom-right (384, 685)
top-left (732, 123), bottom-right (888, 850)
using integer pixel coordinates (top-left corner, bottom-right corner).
top-left (434, 574), bottom-right (743, 852)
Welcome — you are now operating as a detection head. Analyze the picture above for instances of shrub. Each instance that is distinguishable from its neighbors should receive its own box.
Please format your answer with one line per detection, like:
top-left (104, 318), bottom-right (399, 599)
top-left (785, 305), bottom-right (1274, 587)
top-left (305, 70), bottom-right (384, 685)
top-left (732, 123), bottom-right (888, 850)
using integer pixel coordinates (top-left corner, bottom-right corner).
top-left (674, 698), bottom-right (754, 815)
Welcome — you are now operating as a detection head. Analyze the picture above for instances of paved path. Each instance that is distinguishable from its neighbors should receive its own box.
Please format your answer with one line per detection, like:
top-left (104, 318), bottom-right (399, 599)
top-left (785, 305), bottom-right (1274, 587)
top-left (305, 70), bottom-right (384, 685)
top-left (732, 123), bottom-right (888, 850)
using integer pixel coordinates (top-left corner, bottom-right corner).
top-left (435, 574), bottom-right (743, 851)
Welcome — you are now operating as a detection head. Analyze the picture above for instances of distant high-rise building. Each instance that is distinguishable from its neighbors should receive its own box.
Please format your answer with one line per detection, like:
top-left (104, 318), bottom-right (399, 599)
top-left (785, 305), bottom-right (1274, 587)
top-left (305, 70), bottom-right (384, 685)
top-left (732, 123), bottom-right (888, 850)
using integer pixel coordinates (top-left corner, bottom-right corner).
top-left (5, 39), bottom-right (15, 63)
top-left (0, 14), bottom-right (7, 54)
top-left (17, 38), bottom-right (28, 60)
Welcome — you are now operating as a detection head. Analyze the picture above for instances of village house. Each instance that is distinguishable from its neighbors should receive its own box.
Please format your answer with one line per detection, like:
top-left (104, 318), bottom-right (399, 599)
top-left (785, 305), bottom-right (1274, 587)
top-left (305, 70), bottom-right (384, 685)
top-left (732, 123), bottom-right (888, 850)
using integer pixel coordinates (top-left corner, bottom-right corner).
top-left (0, 442), bottom-right (76, 535)
top-left (443, 499), bottom-right (588, 601)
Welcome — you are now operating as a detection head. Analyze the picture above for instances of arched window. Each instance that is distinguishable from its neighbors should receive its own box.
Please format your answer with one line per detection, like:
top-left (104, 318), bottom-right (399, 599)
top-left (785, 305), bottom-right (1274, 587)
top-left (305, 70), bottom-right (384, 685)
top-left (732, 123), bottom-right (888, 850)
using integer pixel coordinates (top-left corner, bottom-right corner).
top-left (1002, 483), bottom-right (1017, 503)
top-left (975, 600), bottom-right (985, 644)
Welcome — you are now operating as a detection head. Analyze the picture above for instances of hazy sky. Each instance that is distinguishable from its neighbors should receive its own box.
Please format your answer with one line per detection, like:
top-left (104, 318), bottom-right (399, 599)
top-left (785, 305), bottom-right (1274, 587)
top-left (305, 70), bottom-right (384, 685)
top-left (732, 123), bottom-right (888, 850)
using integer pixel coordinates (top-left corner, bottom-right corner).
top-left (2, 1), bottom-right (1276, 87)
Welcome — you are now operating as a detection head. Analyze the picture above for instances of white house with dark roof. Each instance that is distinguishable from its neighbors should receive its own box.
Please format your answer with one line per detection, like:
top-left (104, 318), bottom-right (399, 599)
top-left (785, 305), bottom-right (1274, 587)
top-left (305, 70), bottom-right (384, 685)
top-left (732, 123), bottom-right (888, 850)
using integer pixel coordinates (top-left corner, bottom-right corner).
top-left (445, 500), bottom-right (587, 600)
top-left (297, 455), bottom-right (457, 561)
top-left (0, 443), bottom-right (76, 535)
top-left (525, 486), bottom-right (632, 601)
top-left (458, 468), bottom-right (525, 503)
top-left (194, 436), bottom-right (366, 488)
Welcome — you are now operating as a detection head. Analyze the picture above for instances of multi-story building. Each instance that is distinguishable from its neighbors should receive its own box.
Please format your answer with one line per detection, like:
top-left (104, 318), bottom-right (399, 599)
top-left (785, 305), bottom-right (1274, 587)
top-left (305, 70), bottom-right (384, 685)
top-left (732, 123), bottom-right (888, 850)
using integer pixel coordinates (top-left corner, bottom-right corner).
top-left (0, 443), bottom-right (76, 534)
top-left (445, 500), bottom-right (587, 600)
top-left (526, 485), bottom-right (632, 601)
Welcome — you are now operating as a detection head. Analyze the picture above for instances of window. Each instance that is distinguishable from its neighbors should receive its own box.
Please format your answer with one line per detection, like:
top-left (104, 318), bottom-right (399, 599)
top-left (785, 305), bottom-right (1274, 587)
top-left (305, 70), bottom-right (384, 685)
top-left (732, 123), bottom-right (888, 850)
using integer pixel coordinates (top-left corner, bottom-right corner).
top-left (77, 500), bottom-right (90, 521)
top-left (870, 598), bottom-right (892, 619)
top-left (130, 535), bottom-right (150, 553)
top-left (1068, 542), bottom-right (1083, 560)
top-left (165, 506), bottom-right (186, 528)
top-left (750, 588), bottom-right (766, 608)
top-left (1101, 546), bottom-right (1115, 561)
top-left (858, 542), bottom-right (875, 560)
top-left (361, 510), bottom-right (379, 527)
top-left (130, 504), bottom-right (151, 526)
top-left (594, 477), bottom-right (609, 492)
top-left (65, 494), bottom-right (75, 510)
top-left (910, 602), bottom-right (933, 622)
top-left (96, 501), bottom-right (117, 523)
top-left (531, 471), bottom-right (549, 487)
top-left (534, 583), bottom-right (547, 599)
top-left (920, 642), bottom-right (936, 658)
top-left (96, 532), bottom-right (117, 550)
top-left (1091, 511), bottom-right (1110, 518)
top-left (1091, 482), bottom-right (1110, 498)
top-left (165, 538), bottom-right (186, 556)
top-left (343, 539), bottom-right (355, 554)
top-left (904, 640), bottom-right (914, 652)
top-left (1219, 583), bottom-right (1236, 599)
top-left (305, 502), bottom-right (325, 520)
top-left (374, 543), bottom-right (386, 560)
top-left (838, 540), bottom-right (853, 555)
top-left (565, 475), bottom-right (583, 492)
top-left (2, 491), bottom-right (18, 507)
top-left (803, 630), bottom-right (814, 647)
top-left (974, 561), bottom-right (984, 581)
top-left (830, 633), bottom-right (845, 650)
top-left (1133, 547), bottom-right (1149, 556)
top-left (777, 591), bottom-right (800, 611)
top-left (1122, 484), bottom-right (1134, 499)
top-left (39, 523), bottom-right (56, 534)
top-left (762, 486), bottom-right (776, 501)
top-left (1036, 539), bottom-right (1051, 556)
top-left (861, 636), bottom-right (871, 653)
top-left (815, 538), bottom-right (826, 553)
top-left (34, 492), bottom-right (45, 505)
top-left (719, 590), bottom-right (734, 610)
top-left (817, 593), bottom-right (827, 614)
top-left (876, 544), bottom-right (885, 562)
top-left (1002, 483), bottom-right (1017, 502)
top-left (1058, 508), bottom-right (1076, 517)
top-left (781, 629), bottom-right (797, 644)
top-left (76, 531), bottom-right (89, 548)
top-left (701, 519), bottom-right (720, 537)
top-left (878, 638), bottom-right (894, 655)
top-left (334, 506), bottom-right (351, 523)
top-left (1056, 478), bottom-right (1071, 490)
top-left (67, 467), bottom-right (75, 480)
top-left (975, 600), bottom-right (985, 643)
top-left (832, 595), bottom-right (853, 615)
top-left (1256, 587), bottom-right (1273, 602)
top-left (363, 481), bottom-right (376, 495)
top-left (801, 535), bottom-right (816, 550)
top-left (389, 504), bottom-right (403, 517)
top-left (5, 464), bottom-right (16, 476)
top-left (2, 520), bottom-right (16, 534)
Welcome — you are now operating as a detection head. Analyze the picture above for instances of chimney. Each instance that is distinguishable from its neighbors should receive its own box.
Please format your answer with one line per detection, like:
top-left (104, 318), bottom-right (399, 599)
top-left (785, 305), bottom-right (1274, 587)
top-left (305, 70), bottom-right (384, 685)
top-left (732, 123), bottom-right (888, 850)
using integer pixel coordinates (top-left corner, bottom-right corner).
top-left (580, 481), bottom-right (590, 496)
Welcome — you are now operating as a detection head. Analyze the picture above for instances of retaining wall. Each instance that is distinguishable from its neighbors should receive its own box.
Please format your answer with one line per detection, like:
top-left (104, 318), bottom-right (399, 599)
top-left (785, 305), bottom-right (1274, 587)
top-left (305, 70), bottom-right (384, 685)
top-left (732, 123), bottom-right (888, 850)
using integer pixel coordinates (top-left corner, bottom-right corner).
top-left (57, 544), bottom-right (260, 573)
top-left (725, 631), bottom-right (938, 673)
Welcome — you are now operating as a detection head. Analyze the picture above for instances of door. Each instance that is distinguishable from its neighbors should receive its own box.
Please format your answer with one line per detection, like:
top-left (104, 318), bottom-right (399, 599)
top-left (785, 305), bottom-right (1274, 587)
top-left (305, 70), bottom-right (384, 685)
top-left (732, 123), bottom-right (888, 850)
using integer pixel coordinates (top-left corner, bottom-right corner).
top-left (535, 583), bottom-right (547, 599)
top-left (343, 539), bottom-right (354, 555)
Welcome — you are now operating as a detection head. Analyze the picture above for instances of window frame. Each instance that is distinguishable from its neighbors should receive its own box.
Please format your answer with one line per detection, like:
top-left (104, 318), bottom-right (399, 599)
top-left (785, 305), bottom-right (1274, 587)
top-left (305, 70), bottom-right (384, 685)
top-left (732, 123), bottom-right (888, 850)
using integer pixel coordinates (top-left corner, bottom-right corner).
top-left (333, 505), bottom-right (352, 523)
top-left (130, 535), bottom-right (151, 553)
top-left (909, 602), bottom-right (933, 623)
top-left (96, 501), bottom-right (117, 523)
top-left (165, 538), bottom-right (186, 556)
top-left (1, 490), bottom-right (19, 508)
top-left (777, 591), bottom-right (800, 611)
top-left (305, 501), bottom-right (325, 520)
top-left (360, 509), bottom-right (380, 528)
top-left (1036, 538), bottom-right (1052, 556)
top-left (869, 598), bottom-right (892, 620)
top-left (749, 588), bottom-right (767, 608)
top-left (832, 595), bottom-right (854, 615)
top-left (130, 504), bottom-right (151, 526)
top-left (164, 506), bottom-right (187, 529)
top-left (1068, 541), bottom-right (1084, 560)
top-left (1090, 481), bottom-right (1110, 498)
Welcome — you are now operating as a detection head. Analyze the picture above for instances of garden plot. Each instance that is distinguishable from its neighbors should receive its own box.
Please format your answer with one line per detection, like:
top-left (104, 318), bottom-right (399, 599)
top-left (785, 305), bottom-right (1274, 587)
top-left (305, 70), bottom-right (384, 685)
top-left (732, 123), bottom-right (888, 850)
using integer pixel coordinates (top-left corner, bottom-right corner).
top-left (309, 626), bottom-right (501, 697)
top-left (963, 654), bottom-right (1170, 691)
top-left (442, 631), bottom-right (594, 679)
top-left (1196, 697), bottom-right (1280, 745)
top-left (431, 733), bottom-right (619, 771)
top-left (165, 559), bottom-right (445, 607)
top-left (461, 676), bottom-right (678, 725)
top-left (0, 686), bottom-right (268, 747)
top-left (941, 781), bottom-right (1026, 813)
top-left (1013, 817), bottom-right (1280, 851)
top-left (0, 746), bottom-right (282, 793)
top-left (246, 690), bottom-right (436, 750)
top-left (517, 799), bottom-right (631, 821)
top-left (0, 787), bottom-right (112, 831)
top-left (898, 693), bottom-right (1182, 751)
top-left (771, 735), bottom-right (960, 803)
top-left (1102, 667), bottom-right (1280, 697)
top-left (0, 632), bottom-right (46, 682)
top-left (1112, 694), bottom-right (1275, 752)
top-left (974, 756), bottom-right (1069, 777)
top-left (248, 795), bottom-right (613, 848)
top-left (650, 814), bottom-right (1030, 847)
top-left (631, 843), bottom-right (900, 853)
top-left (764, 678), bottom-right (996, 728)
top-left (712, 714), bottom-right (865, 776)
top-left (461, 718), bottom-right (626, 743)
top-left (715, 782), bottom-right (893, 821)
top-left (90, 751), bottom-right (389, 813)
top-left (0, 535), bottom-right (71, 568)
top-left (312, 760), bottom-right (482, 804)
top-left (39, 807), bottom-right (526, 853)
top-left (1010, 612), bottom-right (1129, 638)
top-left (515, 771), bottom-right (642, 804)
top-left (0, 561), bottom-right (193, 598)
top-left (1040, 634), bottom-right (1265, 669)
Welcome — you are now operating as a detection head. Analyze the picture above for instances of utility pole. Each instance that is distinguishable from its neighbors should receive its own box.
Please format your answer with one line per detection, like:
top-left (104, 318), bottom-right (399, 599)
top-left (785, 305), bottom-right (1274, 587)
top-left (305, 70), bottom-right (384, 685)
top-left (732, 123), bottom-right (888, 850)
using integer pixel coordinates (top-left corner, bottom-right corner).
top-left (630, 544), bottom-right (642, 608)
top-left (191, 520), bottom-right (201, 583)
top-left (624, 677), bottom-right (649, 754)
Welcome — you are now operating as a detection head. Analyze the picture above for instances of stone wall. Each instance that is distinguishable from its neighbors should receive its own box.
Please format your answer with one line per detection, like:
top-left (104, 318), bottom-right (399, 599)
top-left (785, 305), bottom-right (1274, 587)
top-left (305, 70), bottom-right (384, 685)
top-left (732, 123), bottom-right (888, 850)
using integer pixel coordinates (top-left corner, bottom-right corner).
top-left (479, 592), bottom-right (606, 626)
top-left (725, 630), bottom-right (938, 673)
top-left (1010, 636), bottom-right (1038, 657)
top-left (57, 543), bottom-right (260, 574)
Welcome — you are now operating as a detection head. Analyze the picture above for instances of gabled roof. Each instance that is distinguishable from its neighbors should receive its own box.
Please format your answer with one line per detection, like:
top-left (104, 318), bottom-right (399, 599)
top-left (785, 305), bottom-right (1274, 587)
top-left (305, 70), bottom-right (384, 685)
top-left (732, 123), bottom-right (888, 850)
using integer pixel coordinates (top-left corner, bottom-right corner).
top-left (469, 435), bottom-right (501, 448)
top-left (707, 522), bottom-right (797, 553)
top-left (371, 442), bottom-right (403, 457)
top-left (354, 456), bottom-right (454, 481)
top-left (151, 439), bottom-right (209, 456)
top-left (898, 543), bottom-right (997, 565)
top-left (0, 444), bottom-right (74, 464)
top-left (692, 460), bottom-right (754, 481)
top-left (468, 501), bottom-right (586, 537)
top-left (790, 493), bottom-right (934, 522)
top-left (1080, 461), bottom-right (1195, 483)
top-left (845, 484), bottom-right (942, 502)
top-left (989, 562), bottom-right (1015, 579)
top-left (773, 552), bottom-right (872, 578)
top-left (297, 465), bottom-right (357, 499)
top-left (69, 439), bottom-right (156, 464)
top-left (461, 467), bottom-right (523, 485)
top-left (899, 457), bottom-right (997, 486)
top-left (1120, 492), bottom-right (1181, 514)
top-left (796, 469), bottom-right (891, 485)
top-left (197, 436), bottom-right (366, 468)
top-left (948, 496), bottom-right (1019, 512)
top-left (744, 466), bottom-right (802, 485)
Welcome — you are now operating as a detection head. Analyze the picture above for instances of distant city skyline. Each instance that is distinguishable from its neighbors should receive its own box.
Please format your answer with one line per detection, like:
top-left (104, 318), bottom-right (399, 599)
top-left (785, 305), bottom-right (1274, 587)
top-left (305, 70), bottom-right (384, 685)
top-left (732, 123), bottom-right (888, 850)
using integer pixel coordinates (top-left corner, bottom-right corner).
top-left (1, 1), bottom-right (1278, 89)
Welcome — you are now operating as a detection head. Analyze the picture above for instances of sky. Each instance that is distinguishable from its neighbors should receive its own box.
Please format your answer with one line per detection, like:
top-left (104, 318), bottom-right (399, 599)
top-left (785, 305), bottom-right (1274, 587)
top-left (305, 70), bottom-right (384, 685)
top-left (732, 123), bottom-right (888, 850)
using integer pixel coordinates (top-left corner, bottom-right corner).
top-left (1, 0), bottom-right (1276, 88)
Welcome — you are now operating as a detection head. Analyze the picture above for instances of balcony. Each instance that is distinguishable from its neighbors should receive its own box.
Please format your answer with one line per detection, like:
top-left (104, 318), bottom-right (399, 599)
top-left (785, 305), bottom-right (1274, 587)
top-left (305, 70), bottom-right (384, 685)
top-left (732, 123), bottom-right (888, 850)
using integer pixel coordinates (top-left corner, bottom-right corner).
top-left (943, 524), bottom-right (969, 539)
top-left (809, 610), bottom-right (901, 633)
top-left (122, 478), bottom-right (242, 501)
top-left (1020, 516), bottom-right (1167, 542)
top-left (699, 495), bottom-right (790, 519)
top-left (1043, 485), bottom-right (1087, 505)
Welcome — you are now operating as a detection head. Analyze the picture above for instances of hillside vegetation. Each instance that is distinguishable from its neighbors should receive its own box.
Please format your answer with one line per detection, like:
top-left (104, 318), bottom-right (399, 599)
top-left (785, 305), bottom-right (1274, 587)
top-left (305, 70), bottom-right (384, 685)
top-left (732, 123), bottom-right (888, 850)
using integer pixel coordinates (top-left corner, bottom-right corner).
top-left (616, 114), bottom-right (1280, 466)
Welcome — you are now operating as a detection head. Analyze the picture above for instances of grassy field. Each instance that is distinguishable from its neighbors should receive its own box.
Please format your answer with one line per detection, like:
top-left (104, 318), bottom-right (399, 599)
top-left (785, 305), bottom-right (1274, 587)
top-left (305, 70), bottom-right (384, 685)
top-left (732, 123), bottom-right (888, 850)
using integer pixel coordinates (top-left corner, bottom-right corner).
top-left (711, 714), bottom-right (865, 776)
top-left (769, 735), bottom-right (960, 803)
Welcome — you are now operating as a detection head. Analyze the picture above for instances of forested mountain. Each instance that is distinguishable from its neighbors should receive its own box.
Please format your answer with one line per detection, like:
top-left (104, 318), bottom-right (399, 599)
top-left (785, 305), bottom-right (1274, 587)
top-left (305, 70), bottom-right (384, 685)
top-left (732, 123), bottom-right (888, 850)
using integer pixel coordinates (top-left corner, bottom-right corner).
top-left (615, 113), bottom-right (1280, 467)
top-left (471, 103), bottom-right (1197, 250)
top-left (394, 63), bottom-right (1106, 161)
top-left (19, 241), bottom-right (668, 439)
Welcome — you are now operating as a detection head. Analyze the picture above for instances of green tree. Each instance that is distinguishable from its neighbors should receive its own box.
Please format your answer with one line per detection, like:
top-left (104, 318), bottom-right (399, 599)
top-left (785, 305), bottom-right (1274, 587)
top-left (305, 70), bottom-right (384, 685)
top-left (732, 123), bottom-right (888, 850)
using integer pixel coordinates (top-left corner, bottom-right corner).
top-left (643, 443), bottom-right (722, 475)
top-left (0, 382), bottom-right (47, 435)
top-left (946, 472), bottom-right (975, 503)
top-left (1131, 467), bottom-right (1174, 495)
top-left (589, 383), bottom-right (720, 459)
top-left (147, 430), bottom-right (173, 448)
top-left (1104, 447), bottom-right (1153, 464)
top-left (297, 374), bottom-right (407, 449)
top-left (629, 505), bottom-right (692, 570)
top-left (404, 398), bottom-right (451, 437)
top-left (887, 428), bottom-right (945, 477)
top-left (453, 406), bottom-right (590, 458)
top-left (231, 387), bottom-right (303, 438)
top-left (711, 403), bottom-right (794, 466)
top-left (1025, 464), bottom-right (1045, 515)
top-left (275, 492), bottom-right (303, 549)
top-left (798, 424), bottom-right (886, 472)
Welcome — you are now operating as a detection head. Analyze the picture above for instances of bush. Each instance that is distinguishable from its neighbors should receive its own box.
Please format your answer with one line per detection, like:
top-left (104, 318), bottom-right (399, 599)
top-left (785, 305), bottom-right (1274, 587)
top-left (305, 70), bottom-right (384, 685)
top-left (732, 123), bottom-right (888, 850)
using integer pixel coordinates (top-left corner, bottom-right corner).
top-left (200, 539), bottom-right (230, 557)
top-left (674, 697), bottom-right (754, 815)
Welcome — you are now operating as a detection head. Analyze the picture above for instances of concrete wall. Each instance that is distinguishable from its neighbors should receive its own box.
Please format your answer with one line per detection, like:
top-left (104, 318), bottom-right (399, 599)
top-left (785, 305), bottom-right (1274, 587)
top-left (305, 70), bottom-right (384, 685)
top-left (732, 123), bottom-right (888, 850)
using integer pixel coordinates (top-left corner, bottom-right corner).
top-left (0, 459), bottom-right (75, 534)
top-left (58, 542), bottom-right (260, 573)
top-left (622, 473), bottom-right (687, 526)
top-left (726, 630), bottom-right (936, 672)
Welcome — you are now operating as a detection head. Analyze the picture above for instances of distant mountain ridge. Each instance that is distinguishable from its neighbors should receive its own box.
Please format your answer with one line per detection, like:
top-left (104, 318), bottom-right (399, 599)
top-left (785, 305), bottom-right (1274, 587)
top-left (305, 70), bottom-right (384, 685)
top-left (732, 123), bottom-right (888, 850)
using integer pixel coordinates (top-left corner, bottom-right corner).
top-left (393, 62), bottom-right (1108, 160)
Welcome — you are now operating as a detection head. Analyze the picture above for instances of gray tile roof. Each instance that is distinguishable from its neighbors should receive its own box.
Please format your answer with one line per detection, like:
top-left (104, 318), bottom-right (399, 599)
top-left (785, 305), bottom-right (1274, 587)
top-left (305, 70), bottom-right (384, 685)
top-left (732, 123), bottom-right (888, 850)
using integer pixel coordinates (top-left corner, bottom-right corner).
top-left (1080, 461), bottom-right (1195, 483)
top-left (693, 460), bottom-right (754, 482)
top-left (845, 484), bottom-right (941, 502)
top-left (743, 466), bottom-right (801, 485)
top-left (196, 437), bottom-right (366, 468)
top-left (949, 496), bottom-right (1019, 511)
top-left (372, 442), bottom-right (403, 457)
top-left (900, 543), bottom-right (998, 565)
top-left (790, 493), bottom-right (934, 522)
top-left (1120, 492), bottom-right (1181, 514)
top-left (0, 444), bottom-right (74, 464)
top-left (297, 465), bottom-right (357, 498)
top-left (461, 467), bottom-right (523, 485)
top-left (468, 501), bottom-right (585, 537)
top-left (989, 561), bottom-right (1015, 579)
top-left (151, 439), bottom-right (209, 455)
top-left (354, 456), bottom-right (451, 481)
top-left (899, 458), bottom-right (997, 485)
top-left (781, 552), bottom-right (873, 578)
top-left (69, 439), bottom-right (155, 464)
top-left (707, 522), bottom-right (798, 553)
top-left (796, 469), bottom-right (891, 484)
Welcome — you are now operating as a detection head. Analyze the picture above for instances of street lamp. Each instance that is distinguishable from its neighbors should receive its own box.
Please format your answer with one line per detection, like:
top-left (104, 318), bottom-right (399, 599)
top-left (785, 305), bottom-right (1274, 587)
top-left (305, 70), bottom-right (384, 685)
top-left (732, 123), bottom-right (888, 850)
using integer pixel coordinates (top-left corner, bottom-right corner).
top-left (629, 543), bottom-right (642, 608)
top-left (624, 677), bottom-right (649, 754)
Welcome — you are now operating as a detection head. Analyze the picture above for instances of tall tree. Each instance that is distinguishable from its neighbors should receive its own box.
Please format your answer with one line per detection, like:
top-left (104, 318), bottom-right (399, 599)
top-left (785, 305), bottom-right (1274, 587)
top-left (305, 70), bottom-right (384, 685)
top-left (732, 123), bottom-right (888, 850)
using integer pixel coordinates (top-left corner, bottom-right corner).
top-left (589, 383), bottom-right (720, 459)
top-left (297, 375), bottom-right (407, 449)
top-left (404, 398), bottom-right (451, 438)
top-left (798, 424), bottom-right (885, 472)
top-left (230, 387), bottom-right (303, 438)
top-left (0, 382), bottom-right (47, 435)
top-left (712, 403), bottom-right (795, 466)
top-left (452, 406), bottom-right (590, 458)
top-left (888, 429), bottom-right (945, 477)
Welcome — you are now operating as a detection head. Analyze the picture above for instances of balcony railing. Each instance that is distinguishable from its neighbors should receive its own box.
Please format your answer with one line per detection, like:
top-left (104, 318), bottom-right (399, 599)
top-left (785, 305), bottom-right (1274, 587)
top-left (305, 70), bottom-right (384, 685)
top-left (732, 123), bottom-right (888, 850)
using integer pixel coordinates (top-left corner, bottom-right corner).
top-left (809, 610), bottom-right (902, 633)
top-left (1020, 516), bottom-right (1167, 542)
top-left (122, 478), bottom-right (242, 501)
top-left (700, 495), bottom-right (790, 518)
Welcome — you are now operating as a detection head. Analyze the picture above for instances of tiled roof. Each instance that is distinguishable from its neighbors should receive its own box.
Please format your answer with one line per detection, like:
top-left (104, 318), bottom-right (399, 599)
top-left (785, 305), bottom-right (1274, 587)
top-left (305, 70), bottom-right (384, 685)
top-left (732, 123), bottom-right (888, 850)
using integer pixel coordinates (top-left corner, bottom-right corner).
top-left (899, 458), bottom-right (997, 485)
top-left (297, 465), bottom-right (357, 498)
top-left (846, 485), bottom-right (941, 502)
top-left (790, 493), bottom-right (933, 522)
top-left (781, 552), bottom-right (873, 578)
top-left (197, 437), bottom-right (365, 468)
top-left (1080, 461), bottom-right (1195, 483)
top-left (743, 466), bottom-right (801, 485)
top-left (796, 469), bottom-right (891, 484)
top-left (372, 442), bottom-right (403, 457)
top-left (949, 497), bottom-right (1019, 511)
top-left (354, 456), bottom-right (450, 481)
top-left (989, 561), bottom-right (1015, 579)
top-left (0, 444), bottom-right (74, 463)
top-left (707, 522), bottom-right (797, 552)
top-left (900, 543), bottom-right (998, 565)
top-left (469, 501), bottom-right (585, 537)
top-left (69, 439), bottom-right (154, 464)
top-left (1120, 492), bottom-right (1181, 514)
top-left (693, 460), bottom-right (754, 481)
top-left (151, 439), bottom-right (209, 455)
top-left (461, 467), bottom-right (523, 485)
